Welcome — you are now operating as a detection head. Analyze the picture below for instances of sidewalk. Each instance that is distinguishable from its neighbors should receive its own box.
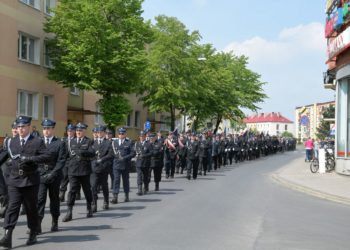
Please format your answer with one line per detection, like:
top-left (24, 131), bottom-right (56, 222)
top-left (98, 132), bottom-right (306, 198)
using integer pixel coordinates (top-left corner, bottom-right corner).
top-left (272, 151), bottom-right (350, 205)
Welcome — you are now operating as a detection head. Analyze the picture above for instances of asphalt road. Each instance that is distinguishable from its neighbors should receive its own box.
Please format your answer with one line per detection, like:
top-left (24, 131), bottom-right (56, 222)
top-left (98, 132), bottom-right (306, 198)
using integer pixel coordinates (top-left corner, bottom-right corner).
top-left (2, 150), bottom-right (350, 250)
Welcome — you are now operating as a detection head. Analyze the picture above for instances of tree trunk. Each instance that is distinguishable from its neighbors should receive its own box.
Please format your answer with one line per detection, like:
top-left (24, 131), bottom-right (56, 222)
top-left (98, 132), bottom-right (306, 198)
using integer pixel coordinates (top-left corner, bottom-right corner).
top-left (170, 104), bottom-right (176, 131)
top-left (213, 114), bottom-right (222, 134)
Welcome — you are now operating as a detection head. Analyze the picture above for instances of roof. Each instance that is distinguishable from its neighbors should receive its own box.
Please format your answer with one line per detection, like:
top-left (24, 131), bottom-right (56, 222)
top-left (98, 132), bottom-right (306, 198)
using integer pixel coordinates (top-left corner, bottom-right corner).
top-left (295, 101), bottom-right (335, 109)
top-left (243, 112), bottom-right (293, 124)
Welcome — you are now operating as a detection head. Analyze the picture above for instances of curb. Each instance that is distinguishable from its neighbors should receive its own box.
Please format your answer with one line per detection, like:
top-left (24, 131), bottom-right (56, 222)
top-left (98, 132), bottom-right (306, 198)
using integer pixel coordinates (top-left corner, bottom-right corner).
top-left (271, 173), bottom-right (350, 206)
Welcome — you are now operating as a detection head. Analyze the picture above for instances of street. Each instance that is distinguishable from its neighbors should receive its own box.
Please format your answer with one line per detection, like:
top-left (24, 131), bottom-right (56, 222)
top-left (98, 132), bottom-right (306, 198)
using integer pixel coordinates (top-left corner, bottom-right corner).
top-left (3, 150), bottom-right (350, 250)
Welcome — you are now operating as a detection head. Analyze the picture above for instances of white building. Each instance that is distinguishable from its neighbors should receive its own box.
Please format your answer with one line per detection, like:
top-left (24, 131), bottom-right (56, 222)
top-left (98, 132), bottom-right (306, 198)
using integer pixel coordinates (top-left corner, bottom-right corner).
top-left (244, 112), bottom-right (294, 137)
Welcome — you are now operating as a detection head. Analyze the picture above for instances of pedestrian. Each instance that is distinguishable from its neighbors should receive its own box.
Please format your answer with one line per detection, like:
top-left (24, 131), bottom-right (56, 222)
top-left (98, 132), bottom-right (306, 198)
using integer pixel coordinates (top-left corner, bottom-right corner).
top-left (164, 131), bottom-right (177, 178)
top-left (91, 125), bottom-right (113, 212)
top-left (135, 131), bottom-right (152, 195)
top-left (304, 137), bottom-right (314, 162)
top-left (186, 133), bottom-right (199, 180)
top-left (149, 133), bottom-right (164, 191)
top-left (37, 119), bottom-right (66, 233)
top-left (62, 122), bottom-right (95, 222)
top-left (198, 133), bottom-right (209, 176)
top-left (59, 124), bottom-right (76, 202)
top-left (110, 128), bottom-right (135, 204)
top-left (0, 116), bottom-right (51, 248)
top-left (314, 139), bottom-right (319, 160)
top-left (105, 127), bottom-right (115, 190)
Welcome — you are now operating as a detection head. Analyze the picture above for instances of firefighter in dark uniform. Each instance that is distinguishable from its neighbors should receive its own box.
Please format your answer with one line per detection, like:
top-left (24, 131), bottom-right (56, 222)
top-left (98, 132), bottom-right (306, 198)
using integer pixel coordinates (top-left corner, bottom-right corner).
top-left (149, 133), bottom-right (164, 191)
top-left (0, 116), bottom-right (51, 248)
top-left (135, 131), bottom-right (152, 196)
top-left (91, 125), bottom-right (113, 212)
top-left (186, 133), bottom-right (200, 180)
top-left (164, 131), bottom-right (177, 178)
top-left (110, 128), bottom-right (135, 204)
top-left (105, 128), bottom-right (115, 190)
top-left (62, 123), bottom-right (95, 222)
top-left (37, 119), bottom-right (66, 233)
top-left (198, 133), bottom-right (209, 176)
top-left (59, 124), bottom-right (76, 202)
top-left (212, 135), bottom-right (220, 170)
top-left (0, 122), bottom-right (18, 218)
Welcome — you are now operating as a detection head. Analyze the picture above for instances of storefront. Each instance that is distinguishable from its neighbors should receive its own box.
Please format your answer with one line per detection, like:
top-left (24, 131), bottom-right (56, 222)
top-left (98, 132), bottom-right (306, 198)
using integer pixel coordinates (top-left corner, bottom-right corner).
top-left (335, 67), bottom-right (350, 175)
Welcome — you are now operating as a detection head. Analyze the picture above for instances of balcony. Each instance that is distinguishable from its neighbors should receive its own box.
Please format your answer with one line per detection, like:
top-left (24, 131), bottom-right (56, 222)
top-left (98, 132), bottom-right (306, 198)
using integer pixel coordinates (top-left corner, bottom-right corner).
top-left (323, 70), bottom-right (336, 90)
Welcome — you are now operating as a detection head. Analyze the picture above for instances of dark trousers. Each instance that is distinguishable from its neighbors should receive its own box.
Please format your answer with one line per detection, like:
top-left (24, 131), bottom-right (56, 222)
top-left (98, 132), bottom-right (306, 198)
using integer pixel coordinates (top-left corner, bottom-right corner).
top-left (38, 177), bottom-right (61, 220)
top-left (212, 155), bottom-right (218, 170)
top-left (207, 152), bottom-right (212, 171)
top-left (112, 168), bottom-right (129, 194)
top-left (199, 157), bottom-right (208, 173)
top-left (223, 152), bottom-right (228, 166)
top-left (91, 172), bottom-right (109, 203)
top-left (151, 167), bottom-right (162, 183)
top-left (228, 151), bottom-right (233, 164)
top-left (59, 166), bottom-right (69, 192)
top-left (67, 175), bottom-right (92, 207)
top-left (137, 167), bottom-right (150, 186)
top-left (187, 158), bottom-right (199, 179)
top-left (5, 185), bottom-right (39, 230)
top-left (165, 158), bottom-right (176, 177)
top-left (108, 166), bottom-right (114, 189)
top-left (218, 153), bottom-right (222, 167)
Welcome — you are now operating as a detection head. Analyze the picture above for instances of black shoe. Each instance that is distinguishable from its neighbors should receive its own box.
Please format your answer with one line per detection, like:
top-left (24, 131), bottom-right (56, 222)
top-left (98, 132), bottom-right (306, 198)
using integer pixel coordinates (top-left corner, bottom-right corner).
top-left (155, 183), bottom-right (159, 191)
top-left (59, 191), bottom-right (65, 202)
top-left (204, 171), bottom-right (207, 176)
top-left (137, 185), bottom-right (143, 196)
top-left (51, 218), bottom-right (58, 232)
top-left (187, 175), bottom-right (191, 180)
top-left (0, 229), bottom-right (12, 249)
top-left (102, 202), bottom-right (109, 210)
top-left (62, 207), bottom-right (73, 222)
top-left (92, 203), bottom-right (97, 213)
top-left (86, 207), bottom-right (93, 218)
top-left (26, 231), bottom-right (37, 246)
top-left (76, 193), bottom-right (81, 200)
top-left (110, 194), bottom-right (118, 204)
top-left (124, 193), bottom-right (129, 202)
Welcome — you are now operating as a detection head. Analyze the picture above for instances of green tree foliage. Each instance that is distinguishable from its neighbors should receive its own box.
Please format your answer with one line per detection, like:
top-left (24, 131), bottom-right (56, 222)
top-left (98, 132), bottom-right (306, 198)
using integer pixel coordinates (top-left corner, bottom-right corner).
top-left (281, 131), bottom-right (294, 138)
top-left (44, 0), bottom-right (152, 126)
top-left (140, 15), bottom-right (201, 130)
top-left (316, 105), bottom-right (335, 140)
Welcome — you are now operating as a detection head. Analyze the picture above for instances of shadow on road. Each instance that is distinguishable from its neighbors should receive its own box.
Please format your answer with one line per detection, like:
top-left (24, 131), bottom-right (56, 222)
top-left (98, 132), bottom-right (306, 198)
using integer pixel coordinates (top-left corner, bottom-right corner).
top-left (131, 198), bottom-right (162, 203)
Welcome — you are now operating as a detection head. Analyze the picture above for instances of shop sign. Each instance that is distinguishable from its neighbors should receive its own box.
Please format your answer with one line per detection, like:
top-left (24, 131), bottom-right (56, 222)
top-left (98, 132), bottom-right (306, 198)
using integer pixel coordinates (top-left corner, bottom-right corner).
top-left (326, 0), bottom-right (339, 14)
top-left (327, 26), bottom-right (350, 59)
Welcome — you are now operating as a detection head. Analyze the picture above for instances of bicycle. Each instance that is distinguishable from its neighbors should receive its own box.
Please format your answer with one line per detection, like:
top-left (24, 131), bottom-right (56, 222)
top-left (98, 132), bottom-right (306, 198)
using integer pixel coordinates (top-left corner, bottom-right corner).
top-left (309, 147), bottom-right (336, 173)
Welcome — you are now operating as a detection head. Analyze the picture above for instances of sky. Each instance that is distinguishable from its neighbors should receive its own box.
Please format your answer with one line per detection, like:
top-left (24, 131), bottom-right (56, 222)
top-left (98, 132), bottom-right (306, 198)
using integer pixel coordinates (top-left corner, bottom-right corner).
top-left (141, 0), bottom-right (335, 122)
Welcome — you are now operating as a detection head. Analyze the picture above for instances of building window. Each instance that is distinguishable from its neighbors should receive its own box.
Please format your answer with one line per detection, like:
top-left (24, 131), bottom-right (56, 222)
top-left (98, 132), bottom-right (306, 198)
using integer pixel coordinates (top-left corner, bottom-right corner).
top-left (17, 90), bottom-right (38, 119)
top-left (285, 125), bottom-right (288, 131)
top-left (43, 95), bottom-right (54, 119)
top-left (44, 40), bottom-right (53, 68)
top-left (44, 0), bottom-right (56, 15)
top-left (95, 103), bottom-right (104, 125)
top-left (20, 0), bottom-right (40, 9)
top-left (70, 86), bottom-right (80, 96)
top-left (134, 111), bottom-right (140, 128)
top-left (18, 33), bottom-right (40, 64)
top-left (126, 112), bottom-right (132, 127)
top-left (276, 124), bottom-right (279, 130)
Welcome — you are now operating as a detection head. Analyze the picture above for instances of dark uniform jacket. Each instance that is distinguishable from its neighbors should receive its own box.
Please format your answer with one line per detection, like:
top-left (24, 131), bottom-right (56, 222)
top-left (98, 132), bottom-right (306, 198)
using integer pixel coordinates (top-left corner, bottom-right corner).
top-left (39, 137), bottom-right (66, 184)
top-left (212, 140), bottom-right (220, 156)
top-left (2, 135), bottom-right (51, 187)
top-left (199, 139), bottom-right (209, 158)
top-left (187, 140), bottom-right (199, 160)
top-left (112, 138), bottom-right (136, 170)
top-left (92, 139), bottom-right (113, 174)
top-left (134, 140), bottom-right (152, 168)
top-left (150, 140), bottom-right (164, 168)
top-left (67, 136), bottom-right (95, 176)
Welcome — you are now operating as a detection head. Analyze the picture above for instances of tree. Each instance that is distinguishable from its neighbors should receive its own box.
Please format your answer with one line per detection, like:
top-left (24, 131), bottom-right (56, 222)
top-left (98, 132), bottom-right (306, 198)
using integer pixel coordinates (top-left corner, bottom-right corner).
top-left (140, 15), bottom-right (201, 130)
top-left (281, 131), bottom-right (294, 138)
top-left (316, 105), bottom-right (335, 140)
top-left (44, 0), bottom-right (152, 126)
top-left (185, 50), bottom-right (267, 134)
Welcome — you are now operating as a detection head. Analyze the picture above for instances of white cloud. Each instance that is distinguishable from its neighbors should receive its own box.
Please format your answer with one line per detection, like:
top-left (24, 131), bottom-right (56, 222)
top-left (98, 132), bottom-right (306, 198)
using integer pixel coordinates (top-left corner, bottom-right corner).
top-left (224, 22), bottom-right (326, 65)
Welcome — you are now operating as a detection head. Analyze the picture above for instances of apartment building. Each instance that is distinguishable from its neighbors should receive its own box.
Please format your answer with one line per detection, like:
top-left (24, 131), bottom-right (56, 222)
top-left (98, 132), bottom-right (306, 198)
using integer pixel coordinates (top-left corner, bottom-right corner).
top-left (0, 0), bottom-right (170, 140)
